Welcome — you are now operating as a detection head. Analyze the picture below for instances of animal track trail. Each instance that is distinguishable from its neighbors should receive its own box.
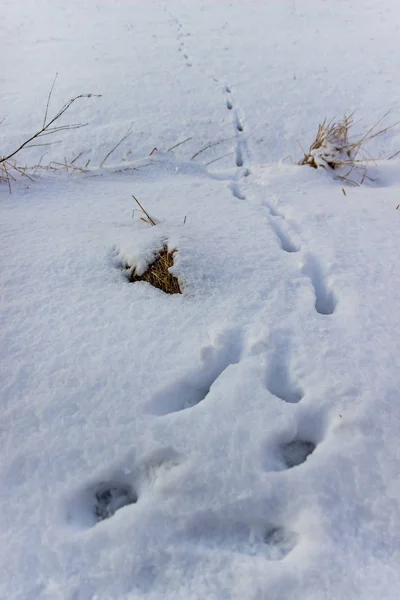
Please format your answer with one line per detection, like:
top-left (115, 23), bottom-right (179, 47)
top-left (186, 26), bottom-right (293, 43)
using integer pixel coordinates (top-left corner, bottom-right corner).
top-left (301, 253), bottom-right (337, 315)
top-left (147, 330), bottom-right (243, 416)
top-left (173, 17), bottom-right (192, 67)
top-left (224, 86), bottom-right (251, 172)
top-left (261, 199), bottom-right (338, 314)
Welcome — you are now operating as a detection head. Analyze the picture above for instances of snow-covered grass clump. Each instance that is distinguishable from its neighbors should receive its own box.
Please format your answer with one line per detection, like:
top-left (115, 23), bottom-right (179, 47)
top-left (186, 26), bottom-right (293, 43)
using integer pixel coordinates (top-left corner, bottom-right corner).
top-left (300, 113), bottom-right (399, 185)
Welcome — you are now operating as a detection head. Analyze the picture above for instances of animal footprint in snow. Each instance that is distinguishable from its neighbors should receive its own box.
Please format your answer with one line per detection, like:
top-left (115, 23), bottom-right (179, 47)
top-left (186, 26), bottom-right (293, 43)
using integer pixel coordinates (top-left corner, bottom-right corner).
top-left (67, 448), bottom-right (182, 528)
top-left (264, 526), bottom-right (298, 560)
top-left (265, 408), bottom-right (324, 472)
top-left (66, 478), bottom-right (138, 529)
top-left (184, 514), bottom-right (298, 560)
top-left (270, 218), bottom-right (301, 253)
top-left (265, 334), bottom-right (304, 404)
top-left (301, 253), bottom-right (337, 315)
top-left (147, 329), bottom-right (243, 415)
top-left (94, 482), bottom-right (137, 521)
top-left (279, 439), bottom-right (316, 469)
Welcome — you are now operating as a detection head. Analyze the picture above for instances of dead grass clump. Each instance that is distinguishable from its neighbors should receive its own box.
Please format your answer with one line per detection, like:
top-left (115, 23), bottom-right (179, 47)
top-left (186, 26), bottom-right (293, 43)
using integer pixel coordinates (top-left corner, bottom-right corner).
top-left (126, 247), bottom-right (181, 294)
top-left (300, 112), bottom-right (399, 185)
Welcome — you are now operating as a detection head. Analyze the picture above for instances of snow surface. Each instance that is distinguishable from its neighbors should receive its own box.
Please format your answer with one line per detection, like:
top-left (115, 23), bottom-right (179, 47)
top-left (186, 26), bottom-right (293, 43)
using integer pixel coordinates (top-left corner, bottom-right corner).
top-left (1, 1), bottom-right (400, 599)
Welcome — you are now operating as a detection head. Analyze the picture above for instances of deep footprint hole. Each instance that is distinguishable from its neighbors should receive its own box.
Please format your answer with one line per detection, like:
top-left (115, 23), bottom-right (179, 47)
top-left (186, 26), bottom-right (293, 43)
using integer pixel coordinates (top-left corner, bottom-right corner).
top-left (315, 290), bottom-right (337, 316)
top-left (267, 369), bottom-right (304, 404)
top-left (264, 526), bottom-right (298, 560)
top-left (94, 482), bottom-right (137, 522)
top-left (236, 156), bottom-right (244, 167)
top-left (279, 439), bottom-right (316, 469)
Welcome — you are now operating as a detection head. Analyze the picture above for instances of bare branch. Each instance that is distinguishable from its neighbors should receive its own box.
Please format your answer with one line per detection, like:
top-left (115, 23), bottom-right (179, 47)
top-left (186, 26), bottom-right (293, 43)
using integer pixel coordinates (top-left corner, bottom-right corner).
top-left (0, 93), bottom-right (100, 165)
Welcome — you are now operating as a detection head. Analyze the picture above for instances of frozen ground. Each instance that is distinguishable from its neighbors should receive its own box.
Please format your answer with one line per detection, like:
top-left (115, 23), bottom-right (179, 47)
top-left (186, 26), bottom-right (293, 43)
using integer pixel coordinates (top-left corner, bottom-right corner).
top-left (1, 1), bottom-right (400, 599)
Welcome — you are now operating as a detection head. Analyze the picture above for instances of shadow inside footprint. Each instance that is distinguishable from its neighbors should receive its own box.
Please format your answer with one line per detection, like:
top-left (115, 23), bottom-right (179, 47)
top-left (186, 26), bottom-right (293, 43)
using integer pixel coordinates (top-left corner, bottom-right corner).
top-left (184, 514), bottom-right (297, 561)
top-left (302, 254), bottom-right (337, 315)
top-left (267, 363), bottom-right (303, 404)
top-left (94, 482), bottom-right (137, 521)
top-left (270, 220), bottom-right (300, 253)
top-left (279, 440), bottom-right (316, 469)
top-left (264, 526), bottom-right (298, 560)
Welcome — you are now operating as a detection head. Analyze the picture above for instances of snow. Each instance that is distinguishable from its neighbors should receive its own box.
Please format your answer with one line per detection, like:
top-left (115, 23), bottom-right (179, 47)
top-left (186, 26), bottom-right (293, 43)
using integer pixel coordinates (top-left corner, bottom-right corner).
top-left (1, 1), bottom-right (400, 599)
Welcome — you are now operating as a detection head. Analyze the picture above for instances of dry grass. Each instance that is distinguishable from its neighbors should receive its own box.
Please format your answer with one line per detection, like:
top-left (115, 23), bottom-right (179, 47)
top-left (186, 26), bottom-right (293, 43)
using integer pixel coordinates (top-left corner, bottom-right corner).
top-left (300, 112), bottom-right (399, 185)
top-left (0, 159), bottom-right (35, 192)
top-left (125, 247), bottom-right (181, 294)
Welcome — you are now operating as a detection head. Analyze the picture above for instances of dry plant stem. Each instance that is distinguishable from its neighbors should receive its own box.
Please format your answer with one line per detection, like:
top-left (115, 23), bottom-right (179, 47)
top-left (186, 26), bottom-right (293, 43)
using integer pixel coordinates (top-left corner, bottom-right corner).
top-left (190, 135), bottom-right (236, 160)
top-left (100, 127), bottom-right (132, 168)
top-left (205, 151), bottom-right (235, 167)
top-left (167, 137), bottom-right (192, 153)
top-left (43, 72), bottom-right (59, 128)
top-left (71, 151), bottom-right (85, 164)
top-left (131, 194), bottom-right (157, 226)
top-left (388, 150), bottom-right (400, 160)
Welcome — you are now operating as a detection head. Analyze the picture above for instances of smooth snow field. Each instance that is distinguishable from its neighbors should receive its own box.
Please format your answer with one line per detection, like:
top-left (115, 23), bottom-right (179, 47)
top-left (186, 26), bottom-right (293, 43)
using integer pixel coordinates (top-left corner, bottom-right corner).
top-left (1, 1), bottom-right (400, 599)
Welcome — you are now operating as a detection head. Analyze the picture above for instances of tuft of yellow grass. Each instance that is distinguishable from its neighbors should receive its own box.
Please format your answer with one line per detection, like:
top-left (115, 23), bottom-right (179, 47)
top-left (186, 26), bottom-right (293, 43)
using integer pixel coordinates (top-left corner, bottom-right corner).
top-left (125, 247), bottom-right (181, 295)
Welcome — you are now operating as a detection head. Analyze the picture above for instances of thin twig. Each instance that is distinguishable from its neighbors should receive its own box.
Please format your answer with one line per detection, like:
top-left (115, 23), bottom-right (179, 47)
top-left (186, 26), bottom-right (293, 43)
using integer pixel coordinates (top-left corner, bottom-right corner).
top-left (71, 151), bottom-right (85, 165)
top-left (100, 127), bottom-right (132, 168)
top-left (43, 72), bottom-right (58, 128)
top-left (205, 151), bottom-right (235, 166)
top-left (388, 149), bottom-right (400, 160)
top-left (25, 141), bottom-right (61, 149)
top-left (191, 136), bottom-right (236, 160)
top-left (167, 137), bottom-right (192, 153)
top-left (32, 152), bottom-right (48, 176)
